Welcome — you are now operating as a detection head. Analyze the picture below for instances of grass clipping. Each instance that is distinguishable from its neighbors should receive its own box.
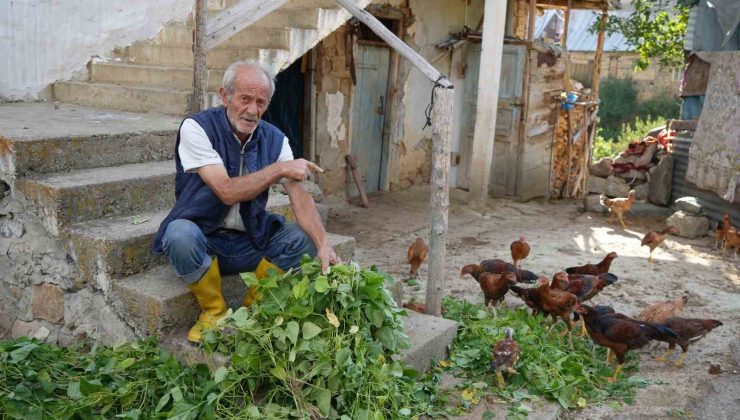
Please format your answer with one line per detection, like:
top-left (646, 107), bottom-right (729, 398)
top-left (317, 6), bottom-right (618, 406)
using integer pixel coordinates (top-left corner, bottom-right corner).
top-left (203, 258), bottom-right (434, 419)
top-left (441, 298), bottom-right (647, 414)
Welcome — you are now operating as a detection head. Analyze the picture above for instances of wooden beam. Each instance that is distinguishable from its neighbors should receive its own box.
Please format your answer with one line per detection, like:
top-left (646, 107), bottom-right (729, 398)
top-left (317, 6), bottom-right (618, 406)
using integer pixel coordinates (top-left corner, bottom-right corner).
top-left (425, 87), bottom-right (453, 317)
top-left (536, 0), bottom-right (611, 10)
top-left (468, 0), bottom-right (508, 208)
top-left (591, 10), bottom-right (608, 97)
top-left (191, 0), bottom-right (207, 113)
top-left (205, 0), bottom-right (287, 50)
top-left (335, 0), bottom-right (452, 88)
top-left (528, 0), bottom-right (536, 41)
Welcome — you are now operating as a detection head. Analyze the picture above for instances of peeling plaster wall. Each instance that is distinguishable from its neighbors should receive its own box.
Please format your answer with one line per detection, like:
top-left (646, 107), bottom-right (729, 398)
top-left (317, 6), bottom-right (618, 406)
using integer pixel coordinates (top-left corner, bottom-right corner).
top-left (313, 0), bottom-right (485, 198)
top-left (390, 0), bottom-right (483, 190)
top-left (314, 27), bottom-right (354, 199)
top-left (0, 0), bottom-right (193, 101)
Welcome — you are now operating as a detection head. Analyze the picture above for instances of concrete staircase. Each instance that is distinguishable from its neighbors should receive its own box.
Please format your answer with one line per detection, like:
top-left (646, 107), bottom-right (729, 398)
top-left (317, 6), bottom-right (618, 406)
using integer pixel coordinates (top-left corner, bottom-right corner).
top-left (1, 102), bottom-right (356, 340)
top-left (53, 0), bottom-right (373, 114)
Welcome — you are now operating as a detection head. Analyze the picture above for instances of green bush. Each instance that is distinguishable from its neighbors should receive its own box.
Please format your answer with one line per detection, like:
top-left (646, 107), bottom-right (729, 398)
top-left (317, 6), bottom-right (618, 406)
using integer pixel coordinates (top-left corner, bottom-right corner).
top-left (598, 78), bottom-right (638, 135)
top-left (593, 116), bottom-right (667, 160)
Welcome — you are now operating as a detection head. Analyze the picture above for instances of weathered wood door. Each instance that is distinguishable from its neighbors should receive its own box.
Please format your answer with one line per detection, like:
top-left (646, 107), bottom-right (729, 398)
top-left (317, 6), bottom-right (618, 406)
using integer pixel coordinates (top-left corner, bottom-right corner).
top-left (350, 44), bottom-right (391, 195)
top-left (458, 43), bottom-right (526, 197)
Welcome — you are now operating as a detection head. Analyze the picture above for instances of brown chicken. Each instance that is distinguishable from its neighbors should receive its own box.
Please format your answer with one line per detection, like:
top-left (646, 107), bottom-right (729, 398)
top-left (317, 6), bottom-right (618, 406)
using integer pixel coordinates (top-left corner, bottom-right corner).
top-left (461, 264), bottom-right (517, 319)
top-left (715, 213), bottom-right (732, 249)
top-left (576, 304), bottom-right (678, 382)
top-left (722, 227), bottom-right (740, 260)
top-left (510, 236), bottom-right (530, 270)
top-left (638, 295), bottom-right (688, 324)
top-left (565, 252), bottom-right (618, 275)
top-left (402, 301), bottom-right (426, 314)
top-left (490, 327), bottom-right (520, 388)
top-left (536, 277), bottom-right (578, 343)
top-left (509, 284), bottom-right (545, 316)
top-left (641, 226), bottom-right (679, 263)
top-left (480, 258), bottom-right (538, 283)
top-left (552, 272), bottom-right (619, 335)
top-left (658, 318), bottom-right (723, 366)
top-left (407, 238), bottom-right (428, 279)
top-left (602, 190), bottom-right (636, 229)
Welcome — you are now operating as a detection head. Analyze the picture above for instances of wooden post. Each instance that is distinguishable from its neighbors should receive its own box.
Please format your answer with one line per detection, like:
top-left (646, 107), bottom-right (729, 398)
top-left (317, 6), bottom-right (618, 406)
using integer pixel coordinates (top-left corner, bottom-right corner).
top-left (561, 0), bottom-right (573, 92)
top-left (591, 11), bottom-right (608, 97)
top-left (334, 0), bottom-right (452, 88)
top-left (191, 0), bottom-right (207, 114)
top-left (425, 87), bottom-right (453, 317)
top-left (468, 0), bottom-right (508, 209)
top-left (528, 0), bottom-right (536, 41)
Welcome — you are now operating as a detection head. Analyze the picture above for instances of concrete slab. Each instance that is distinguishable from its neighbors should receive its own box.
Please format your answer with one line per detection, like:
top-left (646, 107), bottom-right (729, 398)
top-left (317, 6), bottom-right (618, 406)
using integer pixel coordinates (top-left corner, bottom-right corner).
top-left (398, 310), bottom-right (458, 373)
top-left (53, 81), bottom-right (190, 115)
top-left (0, 102), bottom-right (180, 141)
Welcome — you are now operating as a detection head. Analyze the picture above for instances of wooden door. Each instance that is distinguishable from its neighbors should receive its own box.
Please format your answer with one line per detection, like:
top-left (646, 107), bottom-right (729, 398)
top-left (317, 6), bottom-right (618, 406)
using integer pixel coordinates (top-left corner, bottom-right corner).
top-left (458, 43), bottom-right (525, 197)
top-left (350, 44), bottom-right (391, 195)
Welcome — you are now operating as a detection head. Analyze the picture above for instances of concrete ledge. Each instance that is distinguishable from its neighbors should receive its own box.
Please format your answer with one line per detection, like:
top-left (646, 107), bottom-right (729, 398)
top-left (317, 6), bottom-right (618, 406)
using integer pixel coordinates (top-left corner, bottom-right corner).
top-left (398, 310), bottom-right (459, 373)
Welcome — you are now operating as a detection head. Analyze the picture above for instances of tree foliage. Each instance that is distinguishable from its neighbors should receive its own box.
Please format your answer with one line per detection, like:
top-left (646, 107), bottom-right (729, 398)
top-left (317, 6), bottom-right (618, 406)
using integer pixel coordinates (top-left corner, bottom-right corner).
top-left (592, 0), bottom-right (691, 71)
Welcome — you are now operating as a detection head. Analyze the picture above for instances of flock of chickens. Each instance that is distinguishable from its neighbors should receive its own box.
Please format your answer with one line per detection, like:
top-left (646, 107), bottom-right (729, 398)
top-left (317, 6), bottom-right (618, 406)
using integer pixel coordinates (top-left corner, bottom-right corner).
top-left (404, 236), bottom-right (724, 388)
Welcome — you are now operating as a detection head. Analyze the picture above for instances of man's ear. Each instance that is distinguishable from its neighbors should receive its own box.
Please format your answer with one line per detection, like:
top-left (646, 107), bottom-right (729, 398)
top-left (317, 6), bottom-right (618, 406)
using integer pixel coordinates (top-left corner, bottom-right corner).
top-left (219, 87), bottom-right (229, 107)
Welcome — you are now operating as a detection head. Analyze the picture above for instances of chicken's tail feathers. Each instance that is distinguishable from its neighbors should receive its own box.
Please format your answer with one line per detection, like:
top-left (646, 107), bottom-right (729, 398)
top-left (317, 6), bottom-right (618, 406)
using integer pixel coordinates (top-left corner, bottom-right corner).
top-left (564, 267), bottom-right (577, 274)
top-left (646, 323), bottom-right (679, 342)
top-left (600, 273), bottom-right (619, 284)
top-left (519, 269), bottom-right (539, 284)
top-left (509, 285), bottom-right (525, 296)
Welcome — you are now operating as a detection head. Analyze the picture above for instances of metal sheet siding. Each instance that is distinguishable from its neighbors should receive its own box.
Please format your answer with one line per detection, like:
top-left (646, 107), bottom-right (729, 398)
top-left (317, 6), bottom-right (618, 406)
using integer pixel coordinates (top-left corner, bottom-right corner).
top-left (671, 133), bottom-right (740, 226)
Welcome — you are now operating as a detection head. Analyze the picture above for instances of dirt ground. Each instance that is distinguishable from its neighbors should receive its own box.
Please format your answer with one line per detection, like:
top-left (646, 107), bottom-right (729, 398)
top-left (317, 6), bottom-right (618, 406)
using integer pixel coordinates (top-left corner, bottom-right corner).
top-left (327, 185), bottom-right (740, 419)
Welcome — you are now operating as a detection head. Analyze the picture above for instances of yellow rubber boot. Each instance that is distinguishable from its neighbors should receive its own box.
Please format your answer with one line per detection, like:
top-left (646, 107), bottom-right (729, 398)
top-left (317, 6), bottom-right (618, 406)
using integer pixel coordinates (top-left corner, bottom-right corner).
top-left (243, 258), bottom-right (284, 307)
top-left (187, 257), bottom-right (227, 343)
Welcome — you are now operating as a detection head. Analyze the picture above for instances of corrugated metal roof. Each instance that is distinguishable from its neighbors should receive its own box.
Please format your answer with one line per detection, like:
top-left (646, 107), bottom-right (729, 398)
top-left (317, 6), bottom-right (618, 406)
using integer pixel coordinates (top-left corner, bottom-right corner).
top-left (535, 10), bottom-right (633, 52)
top-left (672, 133), bottom-right (740, 227)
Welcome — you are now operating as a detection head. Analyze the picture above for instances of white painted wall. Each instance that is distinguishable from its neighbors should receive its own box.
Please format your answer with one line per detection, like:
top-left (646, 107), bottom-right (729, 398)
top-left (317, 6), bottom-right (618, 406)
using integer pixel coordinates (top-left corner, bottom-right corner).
top-left (0, 0), bottom-right (193, 101)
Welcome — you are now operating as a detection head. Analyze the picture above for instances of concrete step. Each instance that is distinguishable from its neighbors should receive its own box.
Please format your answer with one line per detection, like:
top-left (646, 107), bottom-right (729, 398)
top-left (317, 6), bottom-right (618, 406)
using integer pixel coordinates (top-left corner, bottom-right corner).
top-left (119, 44), bottom-right (289, 69)
top-left (0, 102), bottom-right (179, 177)
top-left (53, 81), bottom-right (190, 115)
top-left (90, 62), bottom-right (224, 91)
top-left (158, 24), bottom-right (290, 50)
top-left (16, 161), bottom-right (176, 235)
top-left (161, 309), bottom-right (457, 376)
top-left (63, 195), bottom-right (329, 288)
top-left (112, 232), bottom-right (356, 337)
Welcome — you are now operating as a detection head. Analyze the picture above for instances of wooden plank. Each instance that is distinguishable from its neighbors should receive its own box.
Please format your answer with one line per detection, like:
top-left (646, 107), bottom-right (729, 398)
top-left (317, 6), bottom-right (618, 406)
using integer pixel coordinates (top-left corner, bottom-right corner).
top-left (591, 11), bottom-right (608, 96)
top-left (536, 0), bottom-right (611, 10)
top-left (191, 0), bottom-right (208, 113)
top-left (205, 0), bottom-right (287, 50)
top-left (425, 87), bottom-right (453, 317)
top-left (335, 0), bottom-right (452, 88)
top-left (561, 0), bottom-right (573, 92)
top-left (468, 0), bottom-right (508, 208)
top-left (345, 154), bottom-right (369, 207)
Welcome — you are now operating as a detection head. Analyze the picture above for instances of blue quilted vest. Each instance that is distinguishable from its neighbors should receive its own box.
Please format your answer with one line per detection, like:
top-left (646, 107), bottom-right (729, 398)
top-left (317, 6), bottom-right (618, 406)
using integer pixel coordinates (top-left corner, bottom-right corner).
top-left (152, 106), bottom-right (285, 254)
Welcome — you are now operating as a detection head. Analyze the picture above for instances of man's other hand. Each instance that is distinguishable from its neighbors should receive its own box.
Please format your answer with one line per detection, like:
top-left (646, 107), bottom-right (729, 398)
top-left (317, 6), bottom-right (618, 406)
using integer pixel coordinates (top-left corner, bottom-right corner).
top-left (281, 159), bottom-right (323, 182)
top-left (317, 243), bottom-right (340, 274)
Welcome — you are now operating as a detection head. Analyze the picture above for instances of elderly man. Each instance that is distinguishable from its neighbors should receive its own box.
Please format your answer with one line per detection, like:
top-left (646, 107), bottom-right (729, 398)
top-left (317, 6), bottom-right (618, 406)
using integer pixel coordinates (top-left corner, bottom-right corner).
top-left (152, 60), bottom-right (338, 343)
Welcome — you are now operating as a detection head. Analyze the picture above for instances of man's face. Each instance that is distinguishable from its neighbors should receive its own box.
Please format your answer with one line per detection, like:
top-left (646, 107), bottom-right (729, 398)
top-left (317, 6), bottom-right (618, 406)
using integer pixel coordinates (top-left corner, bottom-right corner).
top-left (220, 67), bottom-right (271, 139)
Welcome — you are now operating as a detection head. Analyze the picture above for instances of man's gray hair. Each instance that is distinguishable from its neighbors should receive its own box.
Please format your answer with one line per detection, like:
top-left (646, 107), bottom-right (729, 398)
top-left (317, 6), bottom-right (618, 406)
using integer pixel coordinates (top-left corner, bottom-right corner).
top-left (222, 60), bottom-right (276, 99)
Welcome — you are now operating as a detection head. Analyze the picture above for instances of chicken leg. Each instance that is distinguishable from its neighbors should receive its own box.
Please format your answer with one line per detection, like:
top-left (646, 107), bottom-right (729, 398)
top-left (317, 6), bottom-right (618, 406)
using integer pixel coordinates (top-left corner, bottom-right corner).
top-left (495, 371), bottom-right (506, 388)
top-left (617, 214), bottom-right (627, 229)
top-left (655, 348), bottom-right (674, 362)
top-left (674, 352), bottom-right (687, 367)
top-left (607, 363), bottom-right (623, 383)
top-left (606, 349), bottom-right (614, 365)
top-left (579, 319), bottom-right (588, 337)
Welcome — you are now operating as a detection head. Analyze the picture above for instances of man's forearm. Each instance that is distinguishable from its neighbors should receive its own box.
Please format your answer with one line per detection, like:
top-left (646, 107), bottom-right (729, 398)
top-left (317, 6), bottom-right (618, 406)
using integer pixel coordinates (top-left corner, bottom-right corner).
top-left (218, 163), bottom-right (283, 205)
top-left (288, 187), bottom-right (328, 249)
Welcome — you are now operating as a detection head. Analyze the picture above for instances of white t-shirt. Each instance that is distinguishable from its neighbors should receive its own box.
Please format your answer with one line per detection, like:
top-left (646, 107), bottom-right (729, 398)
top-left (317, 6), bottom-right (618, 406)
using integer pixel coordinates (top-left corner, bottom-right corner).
top-left (178, 118), bottom-right (294, 231)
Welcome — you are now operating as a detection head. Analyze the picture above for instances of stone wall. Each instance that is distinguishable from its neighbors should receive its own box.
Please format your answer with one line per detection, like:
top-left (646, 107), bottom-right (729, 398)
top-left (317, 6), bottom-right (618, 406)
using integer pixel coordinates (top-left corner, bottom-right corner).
top-left (0, 192), bottom-right (135, 346)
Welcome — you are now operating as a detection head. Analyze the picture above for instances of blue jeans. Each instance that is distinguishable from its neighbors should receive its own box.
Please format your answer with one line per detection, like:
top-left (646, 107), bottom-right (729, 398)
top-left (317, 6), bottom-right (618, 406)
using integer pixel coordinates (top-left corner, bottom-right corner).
top-left (161, 219), bottom-right (317, 284)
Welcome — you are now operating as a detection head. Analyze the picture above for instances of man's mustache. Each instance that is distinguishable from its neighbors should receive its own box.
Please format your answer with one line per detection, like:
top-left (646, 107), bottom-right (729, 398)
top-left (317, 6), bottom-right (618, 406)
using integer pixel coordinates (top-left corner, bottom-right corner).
top-left (240, 114), bottom-right (259, 123)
